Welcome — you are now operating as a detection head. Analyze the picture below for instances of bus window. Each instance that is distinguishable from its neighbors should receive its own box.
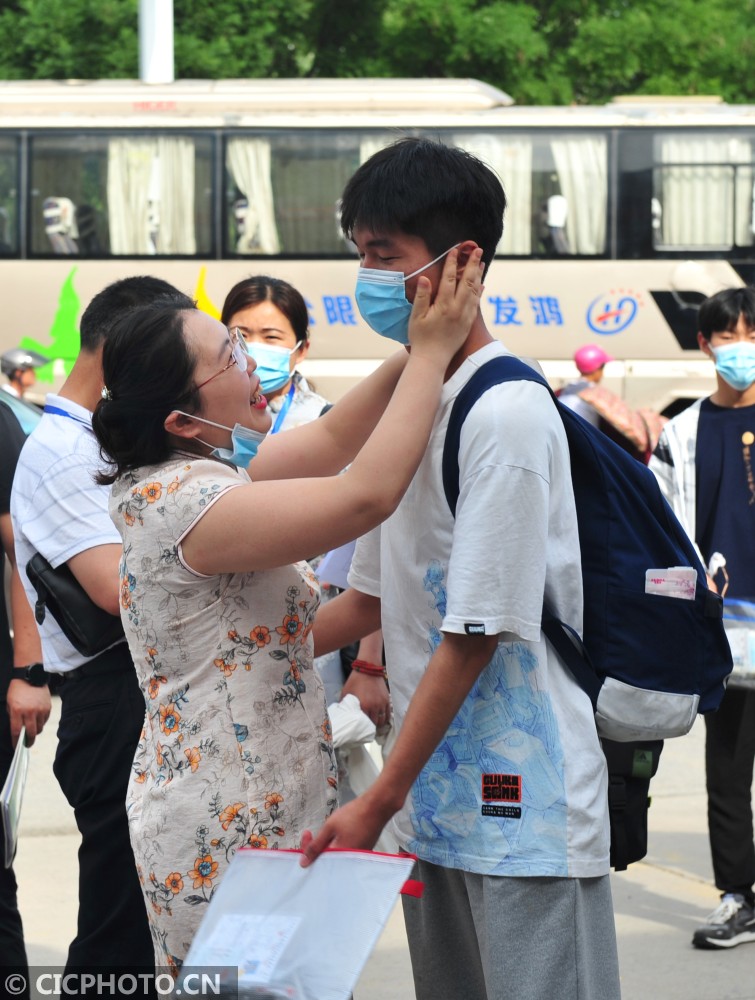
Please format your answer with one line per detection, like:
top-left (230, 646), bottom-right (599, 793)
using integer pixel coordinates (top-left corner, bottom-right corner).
top-left (0, 135), bottom-right (19, 256)
top-left (452, 130), bottom-right (607, 257)
top-left (29, 132), bottom-right (214, 257)
top-left (652, 131), bottom-right (755, 251)
top-left (225, 130), bottom-right (398, 256)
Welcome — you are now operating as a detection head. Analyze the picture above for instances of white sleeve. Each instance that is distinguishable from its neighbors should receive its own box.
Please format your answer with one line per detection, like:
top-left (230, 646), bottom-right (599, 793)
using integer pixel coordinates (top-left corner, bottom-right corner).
top-left (347, 525), bottom-right (381, 598)
top-left (441, 381), bottom-right (576, 642)
top-left (21, 452), bottom-right (120, 566)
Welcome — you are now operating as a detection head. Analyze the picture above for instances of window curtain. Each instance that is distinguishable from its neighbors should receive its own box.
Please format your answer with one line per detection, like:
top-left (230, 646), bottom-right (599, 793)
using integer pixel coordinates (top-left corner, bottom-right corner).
top-left (226, 138), bottom-right (281, 255)
top-left (107, 137), bottom-right (197, 255)
top-left (155, 136), bottom-right (197, 254)
top-left (107, 139), bottom-right (153, 254)
top-left (455, 134), bottom-right (532, 255)
top-left (656, 136), bottom-right (753, 248)
top-left (550, 136), bottom-right (607, 255)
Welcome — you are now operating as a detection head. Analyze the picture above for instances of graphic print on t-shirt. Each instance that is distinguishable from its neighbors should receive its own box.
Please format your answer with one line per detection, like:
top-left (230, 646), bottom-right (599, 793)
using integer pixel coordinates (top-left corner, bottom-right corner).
top-left (407, 560), bottom-right (569, 874)
top-left (481, 773), bottom-right (523, 820)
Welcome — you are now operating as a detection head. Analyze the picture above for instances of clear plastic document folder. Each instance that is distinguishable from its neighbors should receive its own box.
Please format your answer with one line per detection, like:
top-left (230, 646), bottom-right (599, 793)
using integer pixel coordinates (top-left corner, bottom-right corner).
top-left (183, 846), bottom-right (417, 1000)
top-left (1, 726), bottom-right (29, 868)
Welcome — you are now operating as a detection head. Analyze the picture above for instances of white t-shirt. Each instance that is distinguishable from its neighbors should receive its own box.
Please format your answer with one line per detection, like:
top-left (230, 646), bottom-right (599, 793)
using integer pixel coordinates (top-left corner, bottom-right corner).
top-left (10, 394), bottom-right (124, 673)
top-left (349, 342), bottom-right (610, 878)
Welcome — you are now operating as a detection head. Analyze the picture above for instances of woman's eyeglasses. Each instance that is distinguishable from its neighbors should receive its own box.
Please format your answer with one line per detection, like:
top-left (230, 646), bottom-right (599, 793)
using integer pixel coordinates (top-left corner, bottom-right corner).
top-left (195, 328), bottom-right (249, 390)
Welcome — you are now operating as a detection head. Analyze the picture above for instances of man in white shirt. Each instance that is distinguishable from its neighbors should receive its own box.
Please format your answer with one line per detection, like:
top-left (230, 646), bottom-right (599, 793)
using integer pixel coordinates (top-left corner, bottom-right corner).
top-left (304, 138), bottom-right (620, 1000)
top-left (11, 277), bottom-right (193, 982)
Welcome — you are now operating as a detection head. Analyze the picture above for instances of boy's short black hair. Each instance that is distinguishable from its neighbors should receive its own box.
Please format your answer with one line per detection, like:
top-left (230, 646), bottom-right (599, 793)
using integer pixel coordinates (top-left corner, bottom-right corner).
top-left (340, 137), bottom-right (505, 275)
top-left (80, 276), bottom-right (194, 352)
top-left (699, 286), bottom-right (755, 340)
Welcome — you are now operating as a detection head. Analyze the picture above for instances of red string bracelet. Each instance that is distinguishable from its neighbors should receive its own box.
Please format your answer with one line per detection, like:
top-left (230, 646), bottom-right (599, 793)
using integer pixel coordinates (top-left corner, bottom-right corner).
top-left (351, 659), bottom-right (387, 679)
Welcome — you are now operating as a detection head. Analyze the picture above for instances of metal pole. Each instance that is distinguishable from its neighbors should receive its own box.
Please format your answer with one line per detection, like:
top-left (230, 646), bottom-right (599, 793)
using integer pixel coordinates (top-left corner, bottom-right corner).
top-left (139, 0), bottom-right (175, 84)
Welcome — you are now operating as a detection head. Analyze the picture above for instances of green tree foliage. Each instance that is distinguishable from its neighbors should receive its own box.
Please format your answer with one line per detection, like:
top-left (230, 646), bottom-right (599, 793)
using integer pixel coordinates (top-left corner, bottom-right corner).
top-left (2, 0), bottom-right (755, 106)
top-left (0, 0), bottom-right (140, 79)
top-left (564, 2), bottom-right (755, 104)
top-left (172, 0), bottom-right (316, 77)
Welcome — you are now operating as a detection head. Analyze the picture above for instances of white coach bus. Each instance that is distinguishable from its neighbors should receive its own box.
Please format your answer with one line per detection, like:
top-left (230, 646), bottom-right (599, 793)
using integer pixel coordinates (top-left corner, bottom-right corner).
top-left (1, 77), bottom-right (754, 412)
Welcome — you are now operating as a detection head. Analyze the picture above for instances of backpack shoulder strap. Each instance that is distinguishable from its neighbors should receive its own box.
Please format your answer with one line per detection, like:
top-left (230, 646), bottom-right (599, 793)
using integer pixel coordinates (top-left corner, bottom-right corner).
top-left (441, 354), bottom-right (601, 707)
top-left (442, 355), bottom-right (551, 516)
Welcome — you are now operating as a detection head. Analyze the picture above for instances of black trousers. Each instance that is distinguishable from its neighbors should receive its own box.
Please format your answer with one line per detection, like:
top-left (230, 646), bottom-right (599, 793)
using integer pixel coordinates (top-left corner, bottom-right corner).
top-left (0, 698), bottom-right (29, 998)
top-left (705, 684), bottom-right (755, 900)
top-left (52, 645), bottom-right (155, 977)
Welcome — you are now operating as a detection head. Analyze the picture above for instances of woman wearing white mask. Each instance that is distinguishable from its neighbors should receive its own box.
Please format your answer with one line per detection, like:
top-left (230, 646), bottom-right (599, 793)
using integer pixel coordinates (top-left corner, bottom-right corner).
top-left (90, 248), bottom-right (483, 972)
top-left (222, 275), bottom-right (328, 433)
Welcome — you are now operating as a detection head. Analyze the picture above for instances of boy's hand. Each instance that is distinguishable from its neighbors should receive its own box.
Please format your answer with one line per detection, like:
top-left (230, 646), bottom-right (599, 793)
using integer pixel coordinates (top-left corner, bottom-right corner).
top-left (407, 246), bottom-right (483, 368)
top-left (300, 792), bottom-right (391, 866)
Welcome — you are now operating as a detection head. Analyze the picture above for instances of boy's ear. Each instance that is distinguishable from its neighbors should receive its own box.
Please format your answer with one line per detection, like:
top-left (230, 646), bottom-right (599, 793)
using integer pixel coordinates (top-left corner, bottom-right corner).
top-left (697, 331), bottom-right (713, 357)
top-left (455, 240), bottom-right (480, 274)
top-left (165, 409), bottom-right (202, 440)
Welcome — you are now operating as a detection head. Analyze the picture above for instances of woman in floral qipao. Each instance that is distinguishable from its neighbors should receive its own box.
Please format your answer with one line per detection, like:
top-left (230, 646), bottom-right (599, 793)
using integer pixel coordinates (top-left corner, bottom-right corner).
top-left (90, 247), bottom-right (483, 969)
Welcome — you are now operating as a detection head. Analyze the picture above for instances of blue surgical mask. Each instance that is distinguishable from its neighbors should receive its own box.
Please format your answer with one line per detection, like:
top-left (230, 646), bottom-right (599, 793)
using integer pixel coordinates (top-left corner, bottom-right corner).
top-left (244, 341), bottom-right (302, 394)
top-left (712, 343), bottom-right (755, 392)
top-left (354, 244), bottom-right (460, 345)
top-left (173, 411), bottom-right (267, 468)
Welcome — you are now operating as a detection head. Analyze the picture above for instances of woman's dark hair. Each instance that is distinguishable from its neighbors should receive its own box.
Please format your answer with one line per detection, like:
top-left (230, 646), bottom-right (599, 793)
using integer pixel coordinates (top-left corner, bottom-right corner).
top-left (92, 302), bottom-right (201, 485)
top-left (221, 275), bottom-right (310, 344)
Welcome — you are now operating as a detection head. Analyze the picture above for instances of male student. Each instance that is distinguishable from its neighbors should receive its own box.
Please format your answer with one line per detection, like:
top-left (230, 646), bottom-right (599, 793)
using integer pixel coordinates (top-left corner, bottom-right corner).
top-left (650, 286), bottom-right (755, 950)
top-left (304, 137), bottom-right (620, 1000)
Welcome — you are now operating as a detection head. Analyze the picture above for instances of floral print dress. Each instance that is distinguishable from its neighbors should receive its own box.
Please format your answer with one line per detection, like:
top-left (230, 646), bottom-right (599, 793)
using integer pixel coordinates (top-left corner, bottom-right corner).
top-left (110, 456), bottom-right (338, 970)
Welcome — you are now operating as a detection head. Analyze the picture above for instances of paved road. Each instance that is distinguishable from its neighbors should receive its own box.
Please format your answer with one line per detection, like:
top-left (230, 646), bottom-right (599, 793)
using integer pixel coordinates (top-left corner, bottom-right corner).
top-left (13, 698), bottom-right (755, 999)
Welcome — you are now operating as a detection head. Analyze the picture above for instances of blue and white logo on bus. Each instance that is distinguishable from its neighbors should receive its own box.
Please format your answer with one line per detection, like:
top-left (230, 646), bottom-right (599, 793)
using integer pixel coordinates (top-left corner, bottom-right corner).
top-left (586, 291), bottom-right (643, 335)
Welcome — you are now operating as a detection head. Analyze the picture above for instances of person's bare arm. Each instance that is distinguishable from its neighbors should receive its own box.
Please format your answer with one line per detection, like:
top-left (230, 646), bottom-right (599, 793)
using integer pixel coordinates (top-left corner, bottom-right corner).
top-left (67, 543), bottom-right (122, 616)
top-left (301, 630), bottom-right (499, 862)
top-left (183, 249), bottom-right (484, 575)
top-left (1, 512), bottom-right (50, 747)
top-left (313, 589), bottom-right (382, 658)
top-left (339, 628), bottom-right (390, 726)
top-left (249, 351), bottom-right (409, 482)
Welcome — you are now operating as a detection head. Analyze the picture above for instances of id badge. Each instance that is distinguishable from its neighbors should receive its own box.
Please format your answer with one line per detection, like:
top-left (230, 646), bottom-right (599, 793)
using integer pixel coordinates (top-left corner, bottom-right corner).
top-left (645, 566), bottom-right (697, 600)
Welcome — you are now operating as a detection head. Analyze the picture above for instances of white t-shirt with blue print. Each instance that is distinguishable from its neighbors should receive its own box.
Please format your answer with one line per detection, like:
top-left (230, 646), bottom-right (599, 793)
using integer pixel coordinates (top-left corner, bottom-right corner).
top-left (349, 341), bottom-right (610, 878)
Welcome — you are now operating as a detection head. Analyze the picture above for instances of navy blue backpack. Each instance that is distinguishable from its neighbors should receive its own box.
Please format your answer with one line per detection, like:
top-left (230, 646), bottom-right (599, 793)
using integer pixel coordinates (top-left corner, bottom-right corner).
top-left (442, 355), bottom-right (732, 745)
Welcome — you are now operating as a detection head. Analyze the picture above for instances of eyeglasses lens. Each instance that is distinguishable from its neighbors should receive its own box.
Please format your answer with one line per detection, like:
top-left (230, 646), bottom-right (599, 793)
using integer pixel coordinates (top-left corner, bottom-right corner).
top-left (230, 329), bottom-right (248, 372)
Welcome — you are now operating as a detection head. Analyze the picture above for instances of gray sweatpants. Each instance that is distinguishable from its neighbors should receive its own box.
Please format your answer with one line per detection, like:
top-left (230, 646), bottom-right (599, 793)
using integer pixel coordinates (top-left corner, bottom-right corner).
top-left (401, 859), bottom-right (621, 1000)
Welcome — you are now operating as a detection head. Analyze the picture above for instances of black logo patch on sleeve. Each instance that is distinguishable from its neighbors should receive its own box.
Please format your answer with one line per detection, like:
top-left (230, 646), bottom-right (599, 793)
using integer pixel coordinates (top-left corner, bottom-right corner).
top-left (464, 623), bottom-right (486, 635)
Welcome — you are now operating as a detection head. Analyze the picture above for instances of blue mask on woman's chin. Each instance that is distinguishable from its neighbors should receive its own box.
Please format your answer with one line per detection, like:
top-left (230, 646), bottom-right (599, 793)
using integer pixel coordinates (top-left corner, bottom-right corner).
top-left (354, 244), bottom-right (460, 345)
top-left (208, 424), bottom-right (267, 467)
top-left (173, 411), bottom-right (267, 468)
